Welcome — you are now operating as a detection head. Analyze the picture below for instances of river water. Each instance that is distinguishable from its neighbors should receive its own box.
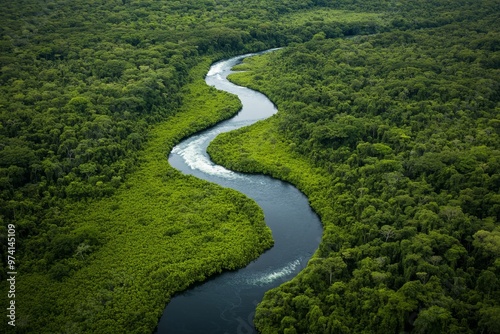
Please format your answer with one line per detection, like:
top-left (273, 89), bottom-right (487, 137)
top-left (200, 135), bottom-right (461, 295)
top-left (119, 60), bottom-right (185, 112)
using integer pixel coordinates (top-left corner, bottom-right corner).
top-left (155, 50), bottom-right (322, 334)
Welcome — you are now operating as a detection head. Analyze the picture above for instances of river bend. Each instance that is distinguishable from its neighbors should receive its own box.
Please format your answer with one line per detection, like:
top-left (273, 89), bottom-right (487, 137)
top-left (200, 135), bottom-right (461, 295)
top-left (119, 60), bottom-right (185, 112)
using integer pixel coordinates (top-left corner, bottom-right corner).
top-left (156, 50), bottom-right (322, 334)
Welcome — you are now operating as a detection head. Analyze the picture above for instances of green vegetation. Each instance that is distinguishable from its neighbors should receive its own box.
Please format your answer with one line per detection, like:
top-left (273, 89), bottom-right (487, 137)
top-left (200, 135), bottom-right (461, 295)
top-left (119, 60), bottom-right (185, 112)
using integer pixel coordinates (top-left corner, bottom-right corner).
top-left (209, 2), bottom-right (500, 333)
top-left (2, 62), bottom-right (275, 333)
top-left (2, 0), bottom-right (499, 332)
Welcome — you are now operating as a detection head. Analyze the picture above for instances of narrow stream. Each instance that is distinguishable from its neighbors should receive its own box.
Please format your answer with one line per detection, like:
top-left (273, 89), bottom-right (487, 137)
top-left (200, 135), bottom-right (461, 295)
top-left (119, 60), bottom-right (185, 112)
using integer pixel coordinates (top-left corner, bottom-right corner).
top-left (155, 50), bottom-right (322, 334)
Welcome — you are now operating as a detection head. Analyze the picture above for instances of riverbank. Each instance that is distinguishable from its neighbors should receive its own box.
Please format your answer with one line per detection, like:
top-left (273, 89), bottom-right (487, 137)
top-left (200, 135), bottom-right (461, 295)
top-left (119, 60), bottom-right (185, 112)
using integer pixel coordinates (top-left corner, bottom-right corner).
top-left (158, 51), bottom-right (322, 333)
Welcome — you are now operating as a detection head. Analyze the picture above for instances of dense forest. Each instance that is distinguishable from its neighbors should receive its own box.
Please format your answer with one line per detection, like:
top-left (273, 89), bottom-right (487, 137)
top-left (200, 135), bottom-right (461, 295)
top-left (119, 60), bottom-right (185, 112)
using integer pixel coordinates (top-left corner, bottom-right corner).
top-left (209, 3), bottom-right (500, 334)
top-left (1, 0), bottom-right (499, 333)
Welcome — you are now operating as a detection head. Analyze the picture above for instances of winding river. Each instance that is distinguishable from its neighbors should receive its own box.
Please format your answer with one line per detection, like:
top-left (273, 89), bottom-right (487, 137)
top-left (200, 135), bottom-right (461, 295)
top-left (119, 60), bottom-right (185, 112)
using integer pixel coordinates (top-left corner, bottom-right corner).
top-left (155, 50), bottom-right (322, 334)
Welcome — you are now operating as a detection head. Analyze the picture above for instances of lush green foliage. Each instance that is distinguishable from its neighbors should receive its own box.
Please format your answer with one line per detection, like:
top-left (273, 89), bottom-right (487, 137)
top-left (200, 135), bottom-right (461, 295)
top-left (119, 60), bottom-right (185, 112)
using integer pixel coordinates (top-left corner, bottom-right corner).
top-left (1, 65), bottom-right (274, 333)
top-left (0, 1), bottom-right (390, 263)
top-left (209, 3), bottom-right (500, 333)
top-left (1, 0), bottom-right (390, 332)
top-left (3, 0), bottom-right (499, 332)
top-left (0, 0), bottom-right (283, 332)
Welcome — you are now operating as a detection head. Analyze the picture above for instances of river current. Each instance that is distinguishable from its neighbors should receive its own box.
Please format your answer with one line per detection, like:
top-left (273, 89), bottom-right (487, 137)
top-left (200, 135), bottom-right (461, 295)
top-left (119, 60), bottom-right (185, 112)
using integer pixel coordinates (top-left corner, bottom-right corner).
top-left (155, 50), bottom-right (322, 334)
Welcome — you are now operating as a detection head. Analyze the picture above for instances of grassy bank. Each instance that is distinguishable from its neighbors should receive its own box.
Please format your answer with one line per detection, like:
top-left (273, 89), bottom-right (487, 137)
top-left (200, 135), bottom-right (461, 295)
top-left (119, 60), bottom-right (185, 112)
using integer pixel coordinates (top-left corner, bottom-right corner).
top-left (4, 60), bottom-right (273, 334)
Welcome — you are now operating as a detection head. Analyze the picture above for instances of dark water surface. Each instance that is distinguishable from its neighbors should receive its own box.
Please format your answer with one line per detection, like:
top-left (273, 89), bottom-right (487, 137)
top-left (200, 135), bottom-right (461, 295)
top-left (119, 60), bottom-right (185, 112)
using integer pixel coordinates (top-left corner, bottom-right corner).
top-left (155, 50), bottom-right (322, 334)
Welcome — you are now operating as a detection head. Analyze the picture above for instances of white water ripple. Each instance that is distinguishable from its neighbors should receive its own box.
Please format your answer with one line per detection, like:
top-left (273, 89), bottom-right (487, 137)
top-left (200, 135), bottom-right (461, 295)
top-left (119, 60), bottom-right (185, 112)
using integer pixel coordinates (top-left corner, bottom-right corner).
top-left (207, 61), bottom-right (227, 77)
top-left (172, 134), bottom-right (242, 180)
top-left (246, 259), bottom-right (302, 286)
